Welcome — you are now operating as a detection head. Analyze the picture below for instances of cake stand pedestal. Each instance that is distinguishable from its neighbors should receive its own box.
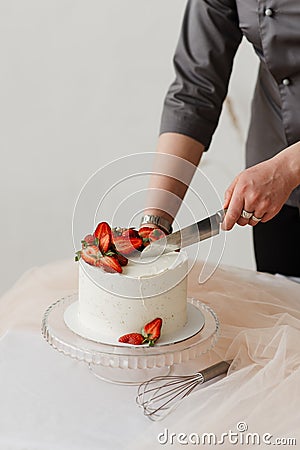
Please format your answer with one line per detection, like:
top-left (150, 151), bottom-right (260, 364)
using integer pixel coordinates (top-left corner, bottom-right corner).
top-left (42, 294), bottom-right (219, 385)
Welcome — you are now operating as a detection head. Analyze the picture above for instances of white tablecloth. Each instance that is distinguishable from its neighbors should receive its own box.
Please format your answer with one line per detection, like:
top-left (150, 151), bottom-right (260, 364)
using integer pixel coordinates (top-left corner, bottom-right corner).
top-left (1, 259), bottom-right (300, 449)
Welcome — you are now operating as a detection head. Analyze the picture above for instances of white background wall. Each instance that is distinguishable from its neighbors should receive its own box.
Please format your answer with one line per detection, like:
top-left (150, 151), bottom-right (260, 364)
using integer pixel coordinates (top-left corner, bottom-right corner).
top-left (0, 0), bottom-right (259, 295)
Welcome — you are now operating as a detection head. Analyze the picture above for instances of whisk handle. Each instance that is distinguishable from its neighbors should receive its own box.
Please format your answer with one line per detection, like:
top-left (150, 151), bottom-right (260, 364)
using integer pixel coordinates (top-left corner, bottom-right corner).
top-left (200, 360), bottom-right (231, 382)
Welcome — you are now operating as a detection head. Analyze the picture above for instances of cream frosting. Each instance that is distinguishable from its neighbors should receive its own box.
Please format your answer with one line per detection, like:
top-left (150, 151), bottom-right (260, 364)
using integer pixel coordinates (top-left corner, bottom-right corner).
top-left (78, 251), bottom-right (188, 339)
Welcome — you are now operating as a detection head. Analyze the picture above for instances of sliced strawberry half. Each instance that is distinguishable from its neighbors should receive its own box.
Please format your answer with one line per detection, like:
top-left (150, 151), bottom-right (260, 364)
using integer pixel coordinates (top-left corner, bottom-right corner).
top-left (138, 227), bottom-right (166, 247)
top-left (142, 318), bottom-right (163, 346)
top-left (118, 333), bottom-right (144, 345)
top-left (94, 222), bottom-right (112, 254)
top-left (78, 245), bottom-right (102, 267)
top-left (98, 255), bottom-right (122, 273)
top-left (113, 235), bottom-right (143, 256)
top-left (138, 226), bottom-right (154, 239)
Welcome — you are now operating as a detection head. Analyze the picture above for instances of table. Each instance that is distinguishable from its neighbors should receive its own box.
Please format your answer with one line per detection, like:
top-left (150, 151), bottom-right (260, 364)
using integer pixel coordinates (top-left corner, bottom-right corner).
top-left (1, 259), bottom-right (300, 449)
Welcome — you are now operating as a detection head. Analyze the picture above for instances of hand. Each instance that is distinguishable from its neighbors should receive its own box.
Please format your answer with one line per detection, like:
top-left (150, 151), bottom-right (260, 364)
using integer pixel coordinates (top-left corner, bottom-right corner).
top-left (222, 156), bottom-right (297, 231)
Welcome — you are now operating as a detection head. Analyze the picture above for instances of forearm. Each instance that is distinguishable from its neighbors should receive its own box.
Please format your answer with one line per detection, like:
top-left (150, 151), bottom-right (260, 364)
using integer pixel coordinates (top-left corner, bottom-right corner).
top-left (143, 133), bottom-right (204, 225)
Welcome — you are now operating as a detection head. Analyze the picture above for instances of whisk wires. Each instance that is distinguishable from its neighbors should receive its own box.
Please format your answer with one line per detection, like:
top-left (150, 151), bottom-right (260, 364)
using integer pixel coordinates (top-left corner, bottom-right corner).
top-left (136, 373), bottom-right (204, 421)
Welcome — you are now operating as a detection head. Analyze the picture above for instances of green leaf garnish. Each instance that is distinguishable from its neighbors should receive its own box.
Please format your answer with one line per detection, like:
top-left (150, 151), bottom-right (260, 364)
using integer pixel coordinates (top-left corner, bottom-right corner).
top-left (75, 251), bottom-right (82, 261)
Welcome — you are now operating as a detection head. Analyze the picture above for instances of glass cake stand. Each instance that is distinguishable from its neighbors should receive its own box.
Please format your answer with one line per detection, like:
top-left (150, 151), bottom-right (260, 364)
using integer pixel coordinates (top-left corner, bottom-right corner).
top-left (41, 293), bottom-right (220, 385)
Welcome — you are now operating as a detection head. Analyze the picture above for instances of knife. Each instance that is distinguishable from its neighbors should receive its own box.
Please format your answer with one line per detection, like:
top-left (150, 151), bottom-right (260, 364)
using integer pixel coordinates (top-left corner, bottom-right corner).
top-left (141, 209), bottom-right (226, 258)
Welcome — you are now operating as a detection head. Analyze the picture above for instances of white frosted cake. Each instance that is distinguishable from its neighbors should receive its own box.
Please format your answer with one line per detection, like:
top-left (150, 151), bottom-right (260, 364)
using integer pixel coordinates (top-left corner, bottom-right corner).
top-left (78, 251), bottom-right (188, 339)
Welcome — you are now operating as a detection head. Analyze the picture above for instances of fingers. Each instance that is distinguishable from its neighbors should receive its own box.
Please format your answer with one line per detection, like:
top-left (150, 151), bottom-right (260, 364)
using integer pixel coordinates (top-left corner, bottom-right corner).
top-left (222, 176), bottom-right (268, 230)
top-left (248, 200), bottom-right (280, 225)
top-left (222, 187), bottom-right (244, 231)
top-left (239, 201), bottom-right (264, 227)
top-left (236, 215), bottom-right (250, 226)
top-left (259, 207), bottom-right (281, 223)
top-left (222, 193), bottom-right (276, 229)
top-left (248, 211), bottom-right (265, 226)
top-left (222, 160), bottom-right (289, 231)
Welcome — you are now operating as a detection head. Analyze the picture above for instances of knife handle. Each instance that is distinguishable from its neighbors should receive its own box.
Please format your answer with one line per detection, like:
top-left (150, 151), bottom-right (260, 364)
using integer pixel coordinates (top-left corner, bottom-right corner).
top-left (196, 209), bottom-right (226, 242)
top-left (216, 208), bottom-right (227, 223)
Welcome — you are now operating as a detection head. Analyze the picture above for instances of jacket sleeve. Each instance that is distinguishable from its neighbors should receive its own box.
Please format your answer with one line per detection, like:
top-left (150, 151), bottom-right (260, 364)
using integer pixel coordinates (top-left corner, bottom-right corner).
top-left (160, 0), bottom-right (243, 150)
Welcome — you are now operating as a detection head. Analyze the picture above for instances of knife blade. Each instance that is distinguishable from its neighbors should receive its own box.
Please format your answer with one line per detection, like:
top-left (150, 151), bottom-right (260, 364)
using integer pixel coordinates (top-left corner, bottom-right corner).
top-left (141, 209), bottom-right (226, 258)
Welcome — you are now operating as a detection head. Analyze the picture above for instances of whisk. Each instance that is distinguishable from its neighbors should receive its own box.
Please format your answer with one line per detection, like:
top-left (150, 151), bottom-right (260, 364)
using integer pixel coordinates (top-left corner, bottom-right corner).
top-left (136, 360), bottom-right (232, 421)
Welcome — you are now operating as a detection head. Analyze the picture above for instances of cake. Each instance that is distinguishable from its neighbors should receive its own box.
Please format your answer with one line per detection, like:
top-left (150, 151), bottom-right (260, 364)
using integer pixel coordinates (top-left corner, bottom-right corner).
top-left (75, 222), bottom-right (188, 344)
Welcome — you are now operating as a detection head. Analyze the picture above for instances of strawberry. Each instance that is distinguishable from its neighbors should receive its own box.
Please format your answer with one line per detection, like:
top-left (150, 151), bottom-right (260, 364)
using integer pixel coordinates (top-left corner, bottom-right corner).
top-left (118, 333), bottom-right (144, 345)
top-left (138, 227), bottom-right (166, 247)
top-left (138, 226), bottom-right (154, 247)
top-left (76, 247), bottom-right (122, 273)
top-left (116, 253), bottom-right (128, 267)
top-left (79, 245), bottom-right (102, 266)
top-left (113, 235), bottom-right (143, 256)
top-left (142, 318), bottom-right (163, 346)
top-left (149, 228), bottom-right (166, 242)
top-left (138, 226), bottom-right (154, 239)
top-left (94, 222), bottom-right (112, 254)
top-left (98, 255), bottom-right (122, 273)
top-left (81, 234), bottom-right (98, 248)
top-left (122, 228), bottom-right (141, 239)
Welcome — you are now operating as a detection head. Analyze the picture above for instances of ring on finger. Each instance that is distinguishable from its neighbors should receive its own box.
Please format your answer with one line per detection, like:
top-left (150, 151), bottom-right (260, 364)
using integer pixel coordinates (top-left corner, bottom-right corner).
top-left (251, 215), bottom-right (262, 223)
top-left (241, 210), bottom-right (253, 220)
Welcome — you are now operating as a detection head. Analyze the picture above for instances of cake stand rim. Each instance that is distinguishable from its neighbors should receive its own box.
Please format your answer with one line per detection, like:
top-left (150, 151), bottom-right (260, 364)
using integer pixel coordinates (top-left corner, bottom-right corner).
top-left (41, 292), bottom-right (220, 369)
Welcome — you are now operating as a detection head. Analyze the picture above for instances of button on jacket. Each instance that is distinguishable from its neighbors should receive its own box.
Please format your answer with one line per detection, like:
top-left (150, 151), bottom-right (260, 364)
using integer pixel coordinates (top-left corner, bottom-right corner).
top-left (160, 0), bottom-right (300, 207)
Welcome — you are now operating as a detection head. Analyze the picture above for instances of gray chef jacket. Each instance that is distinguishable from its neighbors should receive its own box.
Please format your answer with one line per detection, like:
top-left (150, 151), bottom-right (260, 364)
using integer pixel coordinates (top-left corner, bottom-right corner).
top-left (160, 0), bottom-right (300, 208)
